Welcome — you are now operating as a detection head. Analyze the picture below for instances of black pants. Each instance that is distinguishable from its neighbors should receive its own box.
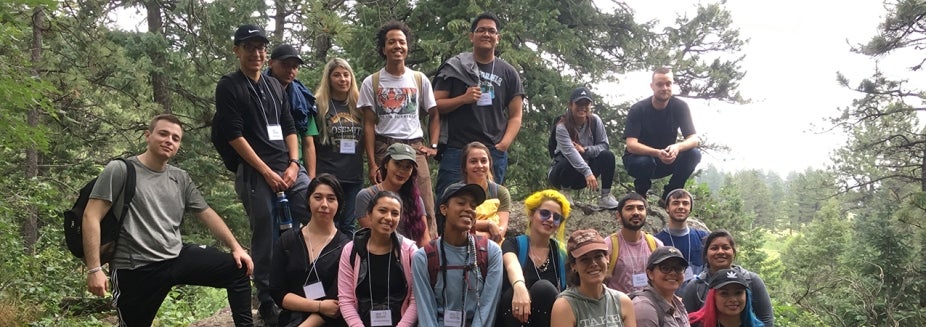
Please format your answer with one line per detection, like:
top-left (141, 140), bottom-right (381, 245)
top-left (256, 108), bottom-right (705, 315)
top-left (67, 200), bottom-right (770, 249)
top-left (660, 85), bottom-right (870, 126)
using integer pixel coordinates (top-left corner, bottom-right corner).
top-left (496, 279), bottom-right (561, 327)
top-left (623, 148), bottom-right (701, 200)
top-left (112, 244), bottom-right (253, 327)
top-left (548, 149), bottom-right (616, 192)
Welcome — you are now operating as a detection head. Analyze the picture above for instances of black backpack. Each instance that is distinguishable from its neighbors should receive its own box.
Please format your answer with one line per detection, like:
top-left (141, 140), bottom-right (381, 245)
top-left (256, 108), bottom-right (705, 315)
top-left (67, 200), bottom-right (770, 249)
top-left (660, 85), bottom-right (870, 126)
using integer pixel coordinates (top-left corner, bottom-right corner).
top-left (63, 158), bottom-right (136, 264)
top-left (547, 114), bottom-right (564, 158)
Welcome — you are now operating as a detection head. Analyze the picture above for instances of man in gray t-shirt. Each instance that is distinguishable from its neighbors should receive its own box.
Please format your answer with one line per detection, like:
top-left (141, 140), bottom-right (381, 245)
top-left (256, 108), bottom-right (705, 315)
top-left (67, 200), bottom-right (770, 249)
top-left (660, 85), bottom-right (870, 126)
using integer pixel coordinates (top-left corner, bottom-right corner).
top-left (83, 114), bottom-right (254, 326)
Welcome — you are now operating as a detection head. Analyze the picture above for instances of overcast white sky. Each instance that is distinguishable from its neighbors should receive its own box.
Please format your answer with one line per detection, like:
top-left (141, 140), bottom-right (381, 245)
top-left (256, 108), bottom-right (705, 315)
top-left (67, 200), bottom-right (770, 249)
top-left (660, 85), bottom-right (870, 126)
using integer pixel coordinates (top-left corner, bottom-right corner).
top-left (610, 0), bottom-right (921, 176)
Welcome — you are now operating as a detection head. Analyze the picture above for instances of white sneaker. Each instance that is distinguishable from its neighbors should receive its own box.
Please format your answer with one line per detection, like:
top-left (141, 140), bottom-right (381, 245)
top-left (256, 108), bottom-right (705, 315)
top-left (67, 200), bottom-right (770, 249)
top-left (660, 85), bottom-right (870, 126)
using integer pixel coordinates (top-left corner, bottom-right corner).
top-left (598, 193), bottom-right (619, 209)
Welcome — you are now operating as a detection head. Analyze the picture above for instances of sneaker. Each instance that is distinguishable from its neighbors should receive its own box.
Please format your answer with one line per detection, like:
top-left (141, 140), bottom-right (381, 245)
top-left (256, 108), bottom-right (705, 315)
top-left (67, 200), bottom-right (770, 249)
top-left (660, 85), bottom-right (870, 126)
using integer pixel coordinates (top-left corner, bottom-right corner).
top-left (598, 193), bottom-right (619, 209)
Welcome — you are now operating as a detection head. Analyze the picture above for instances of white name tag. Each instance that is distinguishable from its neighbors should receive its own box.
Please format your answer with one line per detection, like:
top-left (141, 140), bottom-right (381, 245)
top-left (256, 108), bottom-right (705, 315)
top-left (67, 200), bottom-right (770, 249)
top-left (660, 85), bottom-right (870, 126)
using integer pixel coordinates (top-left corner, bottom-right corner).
top-left (302, 282), bottom-right (325, 300)
top-left (370, 309), bottom-right (393, 326)
top-left (477, 92), bottom-right (492, 106)
top-left (443, 310), bottom-right (463, 327)
top-left (267, 124), bottom-right (284, 141)
top-left (632, 273), bottom-right (648, 288)
top-left (684, 267), bottom-right (695, 281)
top-left (339, 139), bottom-right (357, 154)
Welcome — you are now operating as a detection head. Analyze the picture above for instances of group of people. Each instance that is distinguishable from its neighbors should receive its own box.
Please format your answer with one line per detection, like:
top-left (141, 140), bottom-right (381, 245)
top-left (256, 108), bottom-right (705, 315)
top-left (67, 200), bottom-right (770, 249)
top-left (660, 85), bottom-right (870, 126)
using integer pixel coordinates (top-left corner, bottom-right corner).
top-left (76, 11), bottom-right (764, 327)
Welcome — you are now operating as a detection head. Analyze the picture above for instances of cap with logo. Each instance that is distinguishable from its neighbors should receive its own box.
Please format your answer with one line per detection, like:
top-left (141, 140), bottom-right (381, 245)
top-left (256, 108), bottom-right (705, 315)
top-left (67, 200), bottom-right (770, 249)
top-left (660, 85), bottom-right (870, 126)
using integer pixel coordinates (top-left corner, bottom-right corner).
top-left (234, 24), bottom-right (269, 45)
top-left (569, 87), bottom-right (593, 103)
top-left (567, 229), bottom-right (609, 258)
top-left (270, 44), bottom-right (304, 65)
top-left (709, 268), bottom-right (749, 289)
top-left (646, 246), bottom-right (689, 269)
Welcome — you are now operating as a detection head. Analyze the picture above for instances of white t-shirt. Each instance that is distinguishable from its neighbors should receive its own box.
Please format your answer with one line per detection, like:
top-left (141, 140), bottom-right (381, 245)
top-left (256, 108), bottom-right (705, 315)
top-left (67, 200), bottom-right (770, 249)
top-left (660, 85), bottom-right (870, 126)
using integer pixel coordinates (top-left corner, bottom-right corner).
top-left (358, 68), bottom-right (437, 139)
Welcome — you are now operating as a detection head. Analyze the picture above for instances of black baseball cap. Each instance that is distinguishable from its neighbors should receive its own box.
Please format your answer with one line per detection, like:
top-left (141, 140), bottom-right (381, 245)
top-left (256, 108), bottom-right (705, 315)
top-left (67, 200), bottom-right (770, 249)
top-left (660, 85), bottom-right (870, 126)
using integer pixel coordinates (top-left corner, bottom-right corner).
top-left (646, 246), bottom-right (689, 269)
top-left (569, 87), bottom-right (593, 103)
top-left (270, 44), bottom-right (304, 64)
top-left (440, 183), bottom-right (486, 206)
top-left (709, 268), bottom-right (749, 289)
top-left (234, 24), bottom-right (269, 45)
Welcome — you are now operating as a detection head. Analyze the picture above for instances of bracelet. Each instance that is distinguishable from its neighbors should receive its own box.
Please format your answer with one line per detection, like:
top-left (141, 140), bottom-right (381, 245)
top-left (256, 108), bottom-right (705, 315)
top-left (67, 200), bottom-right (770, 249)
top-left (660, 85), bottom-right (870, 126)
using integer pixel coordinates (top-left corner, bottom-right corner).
top-left (512, 279), bottom-right (525, 287)
top-left (87, 266), bottom-right (103, 274)
top-left (289, 159), bottom-right (300, 165)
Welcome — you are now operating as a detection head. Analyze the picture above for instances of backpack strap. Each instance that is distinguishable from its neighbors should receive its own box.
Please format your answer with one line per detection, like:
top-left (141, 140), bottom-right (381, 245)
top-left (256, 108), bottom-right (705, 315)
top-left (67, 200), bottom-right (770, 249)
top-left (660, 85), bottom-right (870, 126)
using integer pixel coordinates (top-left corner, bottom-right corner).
top-left (108, 158), bottom-right (136, 261)
top-left (608, 233), bottom-right (619, 273)
top-left (644, 233), bottom-right (658, 251)
top-left (643, 288), bottom-right (668, 327)
top-left (488, 181), bottom-right (498, 199)
top-left (553, 239), bottom-right (568, 290)
top-left (426, 235), bottom-right (490, 291)
top-left (517, 234), bottom-right (528, 269)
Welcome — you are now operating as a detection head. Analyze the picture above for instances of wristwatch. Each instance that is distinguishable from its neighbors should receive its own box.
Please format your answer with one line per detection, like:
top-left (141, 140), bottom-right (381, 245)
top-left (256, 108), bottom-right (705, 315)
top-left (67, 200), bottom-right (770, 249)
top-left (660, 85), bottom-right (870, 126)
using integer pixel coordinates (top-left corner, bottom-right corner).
top-left (430, 144), bottom-right (438, 149)
top-left (289, 158), bottom-right (300, 165)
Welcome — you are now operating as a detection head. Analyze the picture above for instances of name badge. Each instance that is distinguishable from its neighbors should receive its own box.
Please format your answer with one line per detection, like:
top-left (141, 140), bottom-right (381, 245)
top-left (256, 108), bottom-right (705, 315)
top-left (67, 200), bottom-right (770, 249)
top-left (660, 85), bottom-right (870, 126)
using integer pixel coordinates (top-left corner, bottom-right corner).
top-left (339, 139), bottom-right (357, 154)
top-left (370, 309), bottom-right (392, 326)
top-left (632, 273), bottom-right (648, 288)
top-left (684, 267), bottom-right (695, 281)
top-left (443, 310), bottom-right (463, 327)
top-left (267, 124), bottom-right (284, 141)
top-left (477, 92), bottom-right (492, 106)
top-left (302, 282), bottom-right (325, 300)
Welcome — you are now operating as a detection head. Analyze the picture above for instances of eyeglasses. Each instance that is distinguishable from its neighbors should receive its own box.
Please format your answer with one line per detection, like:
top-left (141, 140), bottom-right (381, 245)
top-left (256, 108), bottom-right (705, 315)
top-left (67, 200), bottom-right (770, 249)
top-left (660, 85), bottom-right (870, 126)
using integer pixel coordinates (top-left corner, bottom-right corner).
top-left (240, 43), bottom-right (267, 53)
top-left (473, 27), bottom-right (498, 35)
top-left (538, 209), bottom-right (563, 225)
top-left (656, 264), bottom-right (686, 274)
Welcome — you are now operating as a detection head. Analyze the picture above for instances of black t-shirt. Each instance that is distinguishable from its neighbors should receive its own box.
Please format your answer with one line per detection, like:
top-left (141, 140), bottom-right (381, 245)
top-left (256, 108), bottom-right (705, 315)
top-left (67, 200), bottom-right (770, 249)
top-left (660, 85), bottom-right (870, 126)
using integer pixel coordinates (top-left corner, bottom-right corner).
top-left (500, 237), bottom-right (562, 295)
top-left (623, 96), bottom-right (696, 154)
top-left (356, 252), bottom-right (407, 327)
top-left (315, 99), bottom-right (364, 183)
top-left (434, 58), bottom-right (525, 148)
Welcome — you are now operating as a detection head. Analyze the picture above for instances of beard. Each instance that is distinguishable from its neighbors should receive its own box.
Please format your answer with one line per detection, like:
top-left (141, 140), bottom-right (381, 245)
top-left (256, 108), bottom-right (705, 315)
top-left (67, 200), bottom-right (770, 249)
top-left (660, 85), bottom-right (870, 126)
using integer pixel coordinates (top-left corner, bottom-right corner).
top-left (621, 216), bottom-right (645, 231)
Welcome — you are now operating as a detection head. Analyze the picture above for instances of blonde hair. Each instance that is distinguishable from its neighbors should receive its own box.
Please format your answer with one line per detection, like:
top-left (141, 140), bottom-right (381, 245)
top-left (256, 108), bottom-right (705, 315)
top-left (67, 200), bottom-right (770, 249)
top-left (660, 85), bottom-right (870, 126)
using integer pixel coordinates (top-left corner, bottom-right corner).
top-left (314, 58), bottom-right (361, 145)
top-left (523, 189), bottom-right (572, 247)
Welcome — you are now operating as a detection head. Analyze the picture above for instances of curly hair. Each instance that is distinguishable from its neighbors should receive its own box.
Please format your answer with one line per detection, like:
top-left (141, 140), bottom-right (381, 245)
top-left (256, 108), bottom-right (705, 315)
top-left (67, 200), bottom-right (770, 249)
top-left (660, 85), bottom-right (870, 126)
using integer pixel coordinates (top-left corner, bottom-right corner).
top-left (378, 156), bottom-right (425, 243)
top-left (523, 189), bottom-right (571, 244)
top-left (375, 20), bottom-right (411, 60)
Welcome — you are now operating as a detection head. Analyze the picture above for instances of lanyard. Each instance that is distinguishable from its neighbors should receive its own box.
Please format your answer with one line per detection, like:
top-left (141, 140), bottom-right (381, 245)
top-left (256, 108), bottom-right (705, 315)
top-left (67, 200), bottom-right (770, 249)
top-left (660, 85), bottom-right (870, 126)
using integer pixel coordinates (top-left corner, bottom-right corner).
top-left (439, 235), bottom-right (478, 326)
top-left (246, 77), bottom-right (280, 127)
top-left (366, 246), bottom-right (392, 304)
top-left (304, 232), bottom-right (334, 286)
top-left (667, 228), bottom-right (693, 263)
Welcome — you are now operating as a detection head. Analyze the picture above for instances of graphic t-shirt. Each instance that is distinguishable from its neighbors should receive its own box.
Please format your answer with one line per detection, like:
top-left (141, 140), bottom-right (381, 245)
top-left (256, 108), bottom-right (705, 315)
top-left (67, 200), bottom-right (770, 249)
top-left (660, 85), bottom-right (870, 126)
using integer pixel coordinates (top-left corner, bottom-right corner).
top-left (316, 99), bottom-right (364, 183)
top-left (358, 68), bottom-right (436, 139)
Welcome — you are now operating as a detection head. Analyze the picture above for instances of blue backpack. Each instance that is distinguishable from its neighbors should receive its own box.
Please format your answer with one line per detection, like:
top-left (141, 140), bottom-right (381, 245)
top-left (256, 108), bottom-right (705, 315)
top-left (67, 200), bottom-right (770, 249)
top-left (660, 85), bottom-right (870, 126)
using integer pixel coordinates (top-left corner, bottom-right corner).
top-left (516, 234), bottom-right (567, 290)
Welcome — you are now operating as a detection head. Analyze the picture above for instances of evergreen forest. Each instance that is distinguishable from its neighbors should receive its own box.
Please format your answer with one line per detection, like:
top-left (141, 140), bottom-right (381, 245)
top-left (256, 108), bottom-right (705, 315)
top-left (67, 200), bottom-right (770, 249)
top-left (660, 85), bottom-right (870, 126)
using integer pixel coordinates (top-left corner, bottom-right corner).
top-left (1, 0), bottom-right (924, 326)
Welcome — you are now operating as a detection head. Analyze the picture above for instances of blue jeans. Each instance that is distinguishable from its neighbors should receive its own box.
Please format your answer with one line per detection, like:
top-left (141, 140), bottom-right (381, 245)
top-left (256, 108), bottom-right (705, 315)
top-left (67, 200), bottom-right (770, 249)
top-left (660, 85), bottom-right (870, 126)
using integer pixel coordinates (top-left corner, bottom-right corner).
top-left (435, 146), bottom-right (508, 205)
top-left (623, 148), bottom-right (701, 200)
top-left (336, 181), bottom-right (363, 236)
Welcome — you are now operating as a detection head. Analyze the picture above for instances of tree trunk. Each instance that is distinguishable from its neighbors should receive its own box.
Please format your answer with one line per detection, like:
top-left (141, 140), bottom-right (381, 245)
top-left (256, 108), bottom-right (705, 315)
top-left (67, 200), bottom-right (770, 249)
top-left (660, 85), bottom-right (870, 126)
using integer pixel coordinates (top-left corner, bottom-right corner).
top-left (22, 6), bottom-right (44, 254)
top-left (273, 0), bottom-right (286, 44)
top-left (921, 146), bottom-right (925, 192)
top-left (145, 0), bottom-right (171, 113)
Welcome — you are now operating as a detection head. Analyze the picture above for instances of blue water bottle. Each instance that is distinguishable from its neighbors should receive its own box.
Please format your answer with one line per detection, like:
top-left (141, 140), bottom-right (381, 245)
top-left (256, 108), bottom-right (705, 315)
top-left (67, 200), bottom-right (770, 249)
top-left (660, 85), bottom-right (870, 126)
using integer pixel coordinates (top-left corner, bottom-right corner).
top-left (276, 192), bottom-right (293, 231)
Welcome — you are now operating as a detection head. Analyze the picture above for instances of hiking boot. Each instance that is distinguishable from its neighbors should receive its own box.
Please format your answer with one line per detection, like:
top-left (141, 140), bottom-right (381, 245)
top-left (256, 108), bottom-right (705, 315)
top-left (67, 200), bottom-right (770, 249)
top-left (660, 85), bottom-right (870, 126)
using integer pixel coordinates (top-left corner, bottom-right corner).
top-left (598, 193), bottom-right (619, 209)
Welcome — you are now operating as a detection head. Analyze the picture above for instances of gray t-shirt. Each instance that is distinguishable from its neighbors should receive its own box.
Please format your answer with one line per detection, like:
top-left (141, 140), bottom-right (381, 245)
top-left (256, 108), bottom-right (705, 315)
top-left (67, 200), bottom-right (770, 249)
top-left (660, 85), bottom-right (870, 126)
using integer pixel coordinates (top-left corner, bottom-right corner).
top-left (90, 156), bottom-right (208, 269)
top-left (558, 287), bottom-right (626, 327)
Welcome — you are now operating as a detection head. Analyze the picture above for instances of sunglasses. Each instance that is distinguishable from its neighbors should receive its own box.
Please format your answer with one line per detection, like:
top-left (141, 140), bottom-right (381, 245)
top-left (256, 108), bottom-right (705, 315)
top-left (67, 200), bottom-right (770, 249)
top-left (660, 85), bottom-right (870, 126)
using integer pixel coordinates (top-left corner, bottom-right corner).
top-left (656, 264), bottom-right (687, 274)
top-left (538, 209), bottom-right (564, 226)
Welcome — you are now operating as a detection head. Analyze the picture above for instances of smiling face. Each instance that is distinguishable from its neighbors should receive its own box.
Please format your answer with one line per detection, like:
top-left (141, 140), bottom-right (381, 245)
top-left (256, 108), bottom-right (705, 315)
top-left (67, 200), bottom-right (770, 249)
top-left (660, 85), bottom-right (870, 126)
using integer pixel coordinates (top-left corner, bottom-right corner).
top-left (385, 159), bottom-right (415, 186)
top-left (463, 147), bottom-right (491, 182)
top-left (666, 194), bottom-right (692, 223)
top-left (646, 258), bottom-right (687, 293)
top-left (715, 284), bottom-right (747, 317)
top-left (470, 18), bottom-right (500, 51)
top-left (529, 200), bottom-right (563, 238)
top-left (572, 250), bottom-right (608, 285)
top-left (145, 119), bottom-right (182, 160)
top-left (369, 196), bottom-right (401, 236)
top-left (618, 199), bottom-right (646, 231)
top-left (329, 66), bottom-right (352, 98)
top-left (569, 99), bottom-right (592, 121)
top-left (233, 40), bottom-right (268, 75)
top-left (706, 236), bottom-right (736, 270)
top-left (309, 184), bottom-right (339, 221)
top-left (441, 193), bottom-right (478, 233)
top-left (382, 29), bottom-right (408, 64)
